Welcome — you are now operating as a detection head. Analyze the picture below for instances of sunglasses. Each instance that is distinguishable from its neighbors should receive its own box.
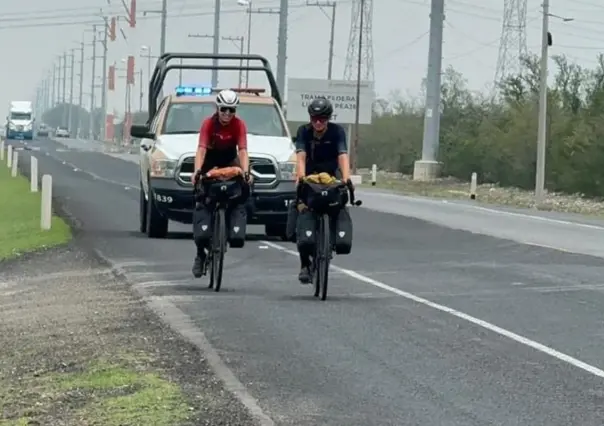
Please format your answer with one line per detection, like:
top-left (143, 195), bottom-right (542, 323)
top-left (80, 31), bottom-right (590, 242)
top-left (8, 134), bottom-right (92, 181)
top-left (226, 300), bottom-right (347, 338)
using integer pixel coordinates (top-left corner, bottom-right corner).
top-left (310, 116), bottom-right (328, 123)
top-left (219, 107), bottom-right (236, 114)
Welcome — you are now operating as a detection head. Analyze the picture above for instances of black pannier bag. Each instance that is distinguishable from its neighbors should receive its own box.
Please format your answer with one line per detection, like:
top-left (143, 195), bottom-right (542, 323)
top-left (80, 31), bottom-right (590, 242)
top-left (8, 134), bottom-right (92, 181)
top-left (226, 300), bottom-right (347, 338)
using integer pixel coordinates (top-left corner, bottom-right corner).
top-left (332, 207), bottom-right (353, 255)
top-left (193, 203), bottom-right (213, 242)
top-left (228, 203), bottom-right (247, 248)
top-left (303, 182), bottom-right (345, 213)
top-left (205, 179), bottom-right (242, 202)
top-left (296, 208), bottom-right (316, 249)
top-left (285, 202), bottom-right (298, 242)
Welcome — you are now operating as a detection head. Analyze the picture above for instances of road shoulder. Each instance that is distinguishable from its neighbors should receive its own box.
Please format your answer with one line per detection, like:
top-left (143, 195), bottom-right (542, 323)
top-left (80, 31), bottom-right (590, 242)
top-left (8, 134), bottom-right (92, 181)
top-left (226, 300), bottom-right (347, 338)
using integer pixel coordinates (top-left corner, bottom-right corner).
top-left (0, 245), bottom-right (258, 425)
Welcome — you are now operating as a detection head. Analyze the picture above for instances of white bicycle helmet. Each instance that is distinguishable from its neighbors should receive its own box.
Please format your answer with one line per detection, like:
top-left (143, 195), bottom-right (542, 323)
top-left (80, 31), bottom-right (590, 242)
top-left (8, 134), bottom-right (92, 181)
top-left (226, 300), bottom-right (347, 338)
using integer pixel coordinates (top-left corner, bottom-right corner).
top-left (215, 89), bottom-right (240, 108)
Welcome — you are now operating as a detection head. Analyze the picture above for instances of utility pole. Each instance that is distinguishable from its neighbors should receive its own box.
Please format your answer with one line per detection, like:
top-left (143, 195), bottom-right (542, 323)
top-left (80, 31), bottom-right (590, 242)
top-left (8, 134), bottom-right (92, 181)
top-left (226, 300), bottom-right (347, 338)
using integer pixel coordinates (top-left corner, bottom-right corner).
top-left (244, 6), bottom-right (279, 87)
top-left (413, 0), bottom-right (444, 181)
top-left (212, 0), bottom-right (221, 87)
top-left (62, 52), bottom-right (68, 127)
top-left (51, 64), bottom-right (56, 109)
top-left (276, 0), bottom-right (288, 97)
top-left (352, 0), bottom-right (365, 174)
top-left (245, 3), bottom-right (252, 87)
top-left (69, 49), bottom-right (75, 132)
top-left (90, 25), bottom-right (98, 139)
top-left (535, 0), bottom-right (550, 204)
top-left (306, 1), bottom-right (336, 79)
top-left (222, 36), bottom-right (245, 87)
top-left (139, 69), bottom-right (143, 111)
top-left (160, 0), bottom-right (167, 55)
top-left (101, 17), bottom-right (108, 141)
top-left (55, 61), bottom-right (60, 108)
top-left (78, 41), bottom-right (85, 137)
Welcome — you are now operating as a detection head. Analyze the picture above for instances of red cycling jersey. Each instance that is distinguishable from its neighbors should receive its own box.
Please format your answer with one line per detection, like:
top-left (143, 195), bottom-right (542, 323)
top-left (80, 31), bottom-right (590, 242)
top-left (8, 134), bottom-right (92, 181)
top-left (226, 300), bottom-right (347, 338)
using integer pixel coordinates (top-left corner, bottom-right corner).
top-left (198, 114), bottom-right (248, 150)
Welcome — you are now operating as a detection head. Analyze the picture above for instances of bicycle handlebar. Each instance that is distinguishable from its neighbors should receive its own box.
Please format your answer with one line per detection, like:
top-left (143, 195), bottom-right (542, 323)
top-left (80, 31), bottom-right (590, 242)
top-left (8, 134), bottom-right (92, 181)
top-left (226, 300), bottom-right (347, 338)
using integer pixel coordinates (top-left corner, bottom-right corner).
top-left (193, 169), bottom-right (247, 192)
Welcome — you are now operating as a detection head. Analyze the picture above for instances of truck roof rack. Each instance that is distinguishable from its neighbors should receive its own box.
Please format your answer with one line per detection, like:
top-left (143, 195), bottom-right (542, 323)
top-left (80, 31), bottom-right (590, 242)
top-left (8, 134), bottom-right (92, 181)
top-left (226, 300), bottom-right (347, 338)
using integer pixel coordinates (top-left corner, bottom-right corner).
top-left (147, 53), bottom-right (281, 121)
top-left (210, 88), bottom-right (266, 96)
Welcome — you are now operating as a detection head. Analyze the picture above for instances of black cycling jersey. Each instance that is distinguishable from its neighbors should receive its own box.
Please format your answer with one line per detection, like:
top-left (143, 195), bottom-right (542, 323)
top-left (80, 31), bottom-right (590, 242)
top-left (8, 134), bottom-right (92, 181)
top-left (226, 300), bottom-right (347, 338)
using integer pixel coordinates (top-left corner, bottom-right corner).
top-left (294, 122), bottom-right (348, 176)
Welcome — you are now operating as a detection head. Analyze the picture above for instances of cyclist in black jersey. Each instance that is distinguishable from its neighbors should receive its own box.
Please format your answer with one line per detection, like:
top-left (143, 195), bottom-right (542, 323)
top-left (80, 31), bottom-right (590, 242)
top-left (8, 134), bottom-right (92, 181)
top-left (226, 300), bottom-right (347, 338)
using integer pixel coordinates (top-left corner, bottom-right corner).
top-left (293, 97), bottom-right (352, 284)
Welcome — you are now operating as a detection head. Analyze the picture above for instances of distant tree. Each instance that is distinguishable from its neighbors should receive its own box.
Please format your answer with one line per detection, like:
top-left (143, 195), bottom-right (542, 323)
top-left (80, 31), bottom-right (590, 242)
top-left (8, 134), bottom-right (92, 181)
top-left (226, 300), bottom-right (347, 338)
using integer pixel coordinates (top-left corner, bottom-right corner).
top-left (354, 52), bottom-right (604, 198)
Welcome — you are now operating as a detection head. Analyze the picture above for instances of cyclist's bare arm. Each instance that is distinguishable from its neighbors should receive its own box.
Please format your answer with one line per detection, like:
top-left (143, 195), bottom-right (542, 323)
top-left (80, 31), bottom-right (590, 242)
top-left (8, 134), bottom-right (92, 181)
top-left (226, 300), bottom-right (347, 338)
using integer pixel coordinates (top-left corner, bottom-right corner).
top-left (236, 119), bottom-right (249, 174)
top-left (336, 125), bottom-right (350, 182)
top-left (295, 127), bottom-right (307, 181)
top-left (194, 119), bottom-right (212, 181)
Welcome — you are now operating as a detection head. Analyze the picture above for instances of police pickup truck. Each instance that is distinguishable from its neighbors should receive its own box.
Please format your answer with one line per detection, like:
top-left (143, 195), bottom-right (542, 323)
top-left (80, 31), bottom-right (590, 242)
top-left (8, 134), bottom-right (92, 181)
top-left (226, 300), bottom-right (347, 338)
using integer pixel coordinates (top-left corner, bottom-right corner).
top-left (130, 52), bottom-right (296, 239)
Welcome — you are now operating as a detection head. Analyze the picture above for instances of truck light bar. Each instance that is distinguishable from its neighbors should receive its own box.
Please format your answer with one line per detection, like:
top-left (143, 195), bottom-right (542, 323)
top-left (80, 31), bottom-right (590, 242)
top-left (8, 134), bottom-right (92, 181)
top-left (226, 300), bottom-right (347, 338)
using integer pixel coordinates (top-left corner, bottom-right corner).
top-left (175, 86), bottom-right (213, 96)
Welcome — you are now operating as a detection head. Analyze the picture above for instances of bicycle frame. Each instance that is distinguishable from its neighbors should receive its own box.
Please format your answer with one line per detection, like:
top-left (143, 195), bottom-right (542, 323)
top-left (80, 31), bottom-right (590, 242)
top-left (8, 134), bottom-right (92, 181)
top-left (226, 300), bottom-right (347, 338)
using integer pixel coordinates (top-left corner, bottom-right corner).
top-left (295, 178), bottom-right (362, 300)
top-left (194, 174), bottom-right (245, 292)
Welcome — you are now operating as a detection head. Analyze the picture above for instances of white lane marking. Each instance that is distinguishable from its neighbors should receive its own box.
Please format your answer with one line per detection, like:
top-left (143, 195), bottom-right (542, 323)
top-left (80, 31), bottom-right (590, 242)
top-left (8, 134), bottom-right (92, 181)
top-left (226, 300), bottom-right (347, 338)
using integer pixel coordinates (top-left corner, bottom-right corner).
top-left (39, 150), bottom-right (140, 190)
top-left (468, 204), bottom-right (604, 231)
top-left (261, 240), bottom-right (604, 379)
top-left (362, 190), bottom-right (604, 231)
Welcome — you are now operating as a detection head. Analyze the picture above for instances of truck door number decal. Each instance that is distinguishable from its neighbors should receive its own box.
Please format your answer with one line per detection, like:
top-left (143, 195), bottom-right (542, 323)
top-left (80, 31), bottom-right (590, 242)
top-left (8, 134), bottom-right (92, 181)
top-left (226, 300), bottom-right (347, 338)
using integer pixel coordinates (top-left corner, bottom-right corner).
top-left (155, 194), bottom-right (173, 203)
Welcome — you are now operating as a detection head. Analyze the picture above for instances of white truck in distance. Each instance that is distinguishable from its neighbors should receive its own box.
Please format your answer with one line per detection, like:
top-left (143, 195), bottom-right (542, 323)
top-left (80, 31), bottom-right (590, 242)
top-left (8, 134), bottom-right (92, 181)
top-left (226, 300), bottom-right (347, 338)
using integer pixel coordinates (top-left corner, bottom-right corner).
top-left (6, 101), bottom-right (34, 140)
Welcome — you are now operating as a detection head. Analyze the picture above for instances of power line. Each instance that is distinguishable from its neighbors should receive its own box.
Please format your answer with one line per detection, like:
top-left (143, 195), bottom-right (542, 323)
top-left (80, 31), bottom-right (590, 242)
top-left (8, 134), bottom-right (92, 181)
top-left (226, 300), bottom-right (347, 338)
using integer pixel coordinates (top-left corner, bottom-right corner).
top-left (0, 3), bottom-right (315, 30)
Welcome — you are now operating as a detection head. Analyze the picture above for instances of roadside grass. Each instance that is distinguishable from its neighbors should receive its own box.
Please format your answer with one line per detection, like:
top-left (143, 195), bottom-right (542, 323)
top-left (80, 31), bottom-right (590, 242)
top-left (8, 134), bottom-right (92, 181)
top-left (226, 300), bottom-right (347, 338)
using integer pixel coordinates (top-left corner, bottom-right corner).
top-left (0, 355), bottom-right (191, 425)
top-left (360, 171), bottom-right (604, 216)
top-left (0, 160), bottom-right (71, 259)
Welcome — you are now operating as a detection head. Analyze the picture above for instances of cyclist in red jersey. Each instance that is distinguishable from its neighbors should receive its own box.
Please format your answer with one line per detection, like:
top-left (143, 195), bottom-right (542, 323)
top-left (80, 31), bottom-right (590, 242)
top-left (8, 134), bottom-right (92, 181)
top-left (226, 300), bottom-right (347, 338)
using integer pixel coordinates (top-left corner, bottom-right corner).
top-left (193, 89), bottom-right (250, 182)
top-left (192, 89), bottom-right (251, 278)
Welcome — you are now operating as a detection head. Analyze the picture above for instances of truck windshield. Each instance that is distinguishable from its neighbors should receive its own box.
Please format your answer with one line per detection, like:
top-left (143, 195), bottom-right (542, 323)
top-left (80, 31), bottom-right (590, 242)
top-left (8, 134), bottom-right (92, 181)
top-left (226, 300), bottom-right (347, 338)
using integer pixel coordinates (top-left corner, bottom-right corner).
top-left (10, 112), bottom-right (31, 120)
top-left (162, 102), bottom-right (287, 137)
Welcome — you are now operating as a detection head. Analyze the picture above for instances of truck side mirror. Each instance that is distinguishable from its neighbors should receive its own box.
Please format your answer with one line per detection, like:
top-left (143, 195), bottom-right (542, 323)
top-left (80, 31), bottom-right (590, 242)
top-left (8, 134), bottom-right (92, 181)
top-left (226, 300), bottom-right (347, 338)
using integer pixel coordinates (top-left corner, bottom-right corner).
top-left (131, 124), bottom-right (154, 139)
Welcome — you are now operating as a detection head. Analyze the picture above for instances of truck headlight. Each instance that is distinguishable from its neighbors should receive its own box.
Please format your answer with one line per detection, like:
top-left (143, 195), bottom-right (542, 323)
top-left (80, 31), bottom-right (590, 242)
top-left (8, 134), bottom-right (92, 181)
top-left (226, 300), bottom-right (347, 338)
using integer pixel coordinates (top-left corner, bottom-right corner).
top-left (278, 161), bottom-right (296, 181)
top-left (8, 122), bottom-right (16, 129)
top-left (150, 159), bottom-right (177, 178)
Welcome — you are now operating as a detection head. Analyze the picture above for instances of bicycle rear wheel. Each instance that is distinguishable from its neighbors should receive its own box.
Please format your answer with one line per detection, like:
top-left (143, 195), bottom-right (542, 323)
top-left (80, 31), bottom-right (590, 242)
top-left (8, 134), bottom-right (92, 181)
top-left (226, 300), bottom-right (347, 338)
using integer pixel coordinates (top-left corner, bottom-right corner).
top-left (210, 208), bottom-right (227, 292)
top-left (314, 214), bottom-right (330, 301)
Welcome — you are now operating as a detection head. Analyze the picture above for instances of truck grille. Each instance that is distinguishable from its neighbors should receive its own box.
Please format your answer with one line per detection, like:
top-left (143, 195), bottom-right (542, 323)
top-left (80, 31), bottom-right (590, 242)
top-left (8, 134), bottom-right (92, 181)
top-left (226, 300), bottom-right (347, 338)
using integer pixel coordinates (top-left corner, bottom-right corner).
top-left (250, 157), bottom-right (277, 185)
top-left (176, 156), bottom-right (277, 186)
top-left (177, 157), bottom-right (195, 184)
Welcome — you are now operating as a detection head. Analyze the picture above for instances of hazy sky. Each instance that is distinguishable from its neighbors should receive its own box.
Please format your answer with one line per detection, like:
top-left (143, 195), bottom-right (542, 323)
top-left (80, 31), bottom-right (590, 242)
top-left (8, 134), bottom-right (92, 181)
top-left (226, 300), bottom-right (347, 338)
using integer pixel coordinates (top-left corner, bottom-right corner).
top-left (1, 0), bottom-right (603, 119)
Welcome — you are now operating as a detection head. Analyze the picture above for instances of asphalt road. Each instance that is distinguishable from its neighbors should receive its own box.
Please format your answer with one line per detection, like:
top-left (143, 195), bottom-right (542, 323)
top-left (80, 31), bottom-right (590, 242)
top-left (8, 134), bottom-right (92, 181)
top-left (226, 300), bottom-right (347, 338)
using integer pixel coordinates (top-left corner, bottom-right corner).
top-left (11, 137), bottom-right (604, 425)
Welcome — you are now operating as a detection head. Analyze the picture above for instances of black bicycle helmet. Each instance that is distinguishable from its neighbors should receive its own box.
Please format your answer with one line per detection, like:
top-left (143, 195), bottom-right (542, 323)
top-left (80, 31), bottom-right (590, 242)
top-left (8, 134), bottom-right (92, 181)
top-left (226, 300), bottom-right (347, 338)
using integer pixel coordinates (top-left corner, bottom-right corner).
top-left (307, 97), bottom-right (333, 118)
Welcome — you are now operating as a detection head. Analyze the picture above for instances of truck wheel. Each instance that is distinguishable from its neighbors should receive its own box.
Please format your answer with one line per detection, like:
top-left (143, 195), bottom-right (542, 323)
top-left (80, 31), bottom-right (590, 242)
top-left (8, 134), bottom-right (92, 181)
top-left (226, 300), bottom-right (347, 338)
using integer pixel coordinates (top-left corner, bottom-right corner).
top-left (265, 223), bottom-right (287, 240)
top-left (139, 183), bottom-right (147, 233)
top-left (146, 188), bottom-right (169, 238)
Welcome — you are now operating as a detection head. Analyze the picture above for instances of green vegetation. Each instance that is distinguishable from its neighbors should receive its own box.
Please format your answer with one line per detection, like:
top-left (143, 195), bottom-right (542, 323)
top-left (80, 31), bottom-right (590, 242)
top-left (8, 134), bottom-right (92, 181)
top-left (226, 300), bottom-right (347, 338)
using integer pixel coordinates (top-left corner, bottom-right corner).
top-left (0, 161), bottom-right (71, 259)
top-left (357, 53), bottom-right (604, 200)
top-left (1, 358), bottom-right (191, 425)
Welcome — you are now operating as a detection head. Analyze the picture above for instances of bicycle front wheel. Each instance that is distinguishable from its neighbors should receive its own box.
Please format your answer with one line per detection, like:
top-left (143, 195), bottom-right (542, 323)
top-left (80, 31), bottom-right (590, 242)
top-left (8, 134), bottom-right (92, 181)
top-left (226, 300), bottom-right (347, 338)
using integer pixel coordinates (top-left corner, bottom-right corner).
top-left (318, 214), bottom-right (331, 301)
top-left (210, 208), bottom-right (227, 292)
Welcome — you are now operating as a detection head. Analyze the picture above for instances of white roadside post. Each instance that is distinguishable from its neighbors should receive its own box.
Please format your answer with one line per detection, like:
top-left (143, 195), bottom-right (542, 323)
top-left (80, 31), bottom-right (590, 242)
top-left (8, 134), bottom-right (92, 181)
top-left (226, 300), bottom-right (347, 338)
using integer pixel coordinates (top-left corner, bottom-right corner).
top-left (7, 145), bottom-right (12, 167)
top-left (371, 164), bottom-right (377, 186)
top-left (41, 175), bottom-right (52, 230)
top-left (30, 157), bottom-right (38, 192)
top-left (11, 150), bottom-right (18, 177)
top-left (470, 172), bottom-right (477, 200)
top-left (0, 140), bottom-right (4, 161)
